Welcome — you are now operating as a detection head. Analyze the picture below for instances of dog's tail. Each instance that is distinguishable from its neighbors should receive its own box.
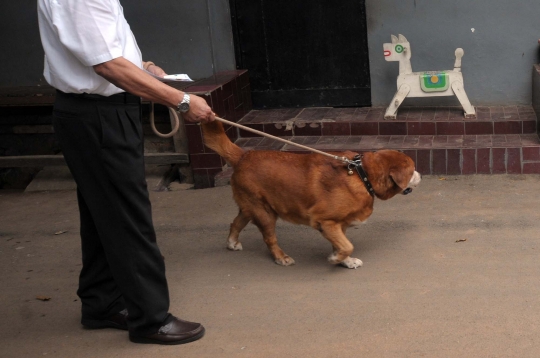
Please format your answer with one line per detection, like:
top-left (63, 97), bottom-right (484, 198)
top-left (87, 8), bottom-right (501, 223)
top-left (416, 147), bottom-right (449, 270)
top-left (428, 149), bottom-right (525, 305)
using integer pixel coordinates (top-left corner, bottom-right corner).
top-left (201, 120), bottom-right (245, 167)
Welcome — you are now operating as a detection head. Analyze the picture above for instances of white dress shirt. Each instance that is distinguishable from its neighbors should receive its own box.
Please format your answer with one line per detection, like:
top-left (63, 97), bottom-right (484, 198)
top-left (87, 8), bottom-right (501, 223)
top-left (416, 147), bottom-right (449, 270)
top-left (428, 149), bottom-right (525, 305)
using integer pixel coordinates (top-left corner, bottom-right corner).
top-left (38, 0), bottom-right (142, 96)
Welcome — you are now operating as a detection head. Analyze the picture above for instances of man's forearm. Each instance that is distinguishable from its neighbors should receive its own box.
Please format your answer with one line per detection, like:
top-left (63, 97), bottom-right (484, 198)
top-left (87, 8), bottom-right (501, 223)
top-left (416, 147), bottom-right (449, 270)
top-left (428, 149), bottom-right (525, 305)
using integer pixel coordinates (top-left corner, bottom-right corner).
top-left (94, 57), bottom-right (183, 108)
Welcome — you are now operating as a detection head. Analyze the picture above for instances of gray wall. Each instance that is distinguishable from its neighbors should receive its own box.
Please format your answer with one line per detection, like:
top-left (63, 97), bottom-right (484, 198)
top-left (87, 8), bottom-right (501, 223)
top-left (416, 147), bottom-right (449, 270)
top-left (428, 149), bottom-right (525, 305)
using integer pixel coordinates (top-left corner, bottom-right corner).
top-left (2, 1), bottom-right (538, 107)
top-left (0, 0), bottom-right (236, 87)
top-left (124, 0), bottom-right (236, 79)
top-left (0, 2), bottom-right (44, 87)
top-left (366, 0), bottom-right (540, 106)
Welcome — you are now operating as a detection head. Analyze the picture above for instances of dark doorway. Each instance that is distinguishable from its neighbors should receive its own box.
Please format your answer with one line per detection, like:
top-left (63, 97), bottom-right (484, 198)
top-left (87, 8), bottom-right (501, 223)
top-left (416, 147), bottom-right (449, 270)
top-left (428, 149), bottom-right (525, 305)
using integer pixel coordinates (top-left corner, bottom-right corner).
top-left (229, 0), bottom-right (371, 109)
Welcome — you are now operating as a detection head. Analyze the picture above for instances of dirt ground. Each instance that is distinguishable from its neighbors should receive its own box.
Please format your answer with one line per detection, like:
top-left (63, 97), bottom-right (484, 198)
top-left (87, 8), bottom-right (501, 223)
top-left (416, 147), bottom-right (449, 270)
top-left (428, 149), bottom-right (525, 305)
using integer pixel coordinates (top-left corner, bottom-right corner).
top-left (2, 174), bottom-right (540, 357)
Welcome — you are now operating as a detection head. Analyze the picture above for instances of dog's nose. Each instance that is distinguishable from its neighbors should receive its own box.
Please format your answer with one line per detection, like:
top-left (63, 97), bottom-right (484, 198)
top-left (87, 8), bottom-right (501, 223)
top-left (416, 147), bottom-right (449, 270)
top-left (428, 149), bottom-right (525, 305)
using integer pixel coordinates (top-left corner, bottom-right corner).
top-left (403, 188), bottom-right (412, 195)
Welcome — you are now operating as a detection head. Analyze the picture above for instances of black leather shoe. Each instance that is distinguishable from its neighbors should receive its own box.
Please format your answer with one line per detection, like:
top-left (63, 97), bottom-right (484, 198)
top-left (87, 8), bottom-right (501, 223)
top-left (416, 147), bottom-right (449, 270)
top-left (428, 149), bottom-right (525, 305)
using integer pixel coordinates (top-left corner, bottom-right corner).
top-left (129, 316), bottom-right (205, 345)
top-left (82, 309), bottom-right (128, 331)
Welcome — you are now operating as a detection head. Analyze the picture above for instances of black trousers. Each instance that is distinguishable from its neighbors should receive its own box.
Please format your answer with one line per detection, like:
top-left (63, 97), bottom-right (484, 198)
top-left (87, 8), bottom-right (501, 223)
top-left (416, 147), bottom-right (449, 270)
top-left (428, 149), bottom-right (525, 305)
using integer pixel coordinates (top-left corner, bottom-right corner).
top-left (53, 90), bottom-right (171, 336)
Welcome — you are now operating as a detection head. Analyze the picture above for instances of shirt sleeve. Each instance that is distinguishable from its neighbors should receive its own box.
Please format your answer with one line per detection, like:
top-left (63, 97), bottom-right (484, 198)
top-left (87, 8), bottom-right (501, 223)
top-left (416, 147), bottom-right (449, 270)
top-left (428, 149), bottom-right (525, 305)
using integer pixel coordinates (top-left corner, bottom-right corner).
top-left (50, 0), bottom-right (123, 66)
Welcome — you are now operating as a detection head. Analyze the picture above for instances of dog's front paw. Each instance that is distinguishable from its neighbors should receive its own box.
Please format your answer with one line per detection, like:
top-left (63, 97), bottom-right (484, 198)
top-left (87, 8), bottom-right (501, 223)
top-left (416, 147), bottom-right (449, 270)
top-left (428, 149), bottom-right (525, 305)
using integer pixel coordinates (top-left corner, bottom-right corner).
top-left (339, 257), bottom-right (363, 269)
top-left (275, 255), bottom-right (295, 266)
top-left (227, 241), bottom-right (243, 251)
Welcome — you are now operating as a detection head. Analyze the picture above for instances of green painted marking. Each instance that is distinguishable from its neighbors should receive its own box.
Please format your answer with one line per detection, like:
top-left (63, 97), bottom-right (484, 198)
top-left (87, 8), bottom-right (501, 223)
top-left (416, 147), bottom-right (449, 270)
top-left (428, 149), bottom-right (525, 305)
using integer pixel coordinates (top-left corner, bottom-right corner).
top-left (395, 45), bottom-right (404, 53)
top-left (420, 71), bottom-right (449, 92)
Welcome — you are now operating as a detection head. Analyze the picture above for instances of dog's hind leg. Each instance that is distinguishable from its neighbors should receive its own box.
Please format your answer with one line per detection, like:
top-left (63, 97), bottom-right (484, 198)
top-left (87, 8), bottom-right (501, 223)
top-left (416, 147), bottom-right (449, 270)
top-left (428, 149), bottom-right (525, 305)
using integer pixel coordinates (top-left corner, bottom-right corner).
top-left (227, 210), bottom-right (250, 251)
top-left (251, 208), bottom-right (295, 266)
top-left (320, 221), bottom-right (363, 269)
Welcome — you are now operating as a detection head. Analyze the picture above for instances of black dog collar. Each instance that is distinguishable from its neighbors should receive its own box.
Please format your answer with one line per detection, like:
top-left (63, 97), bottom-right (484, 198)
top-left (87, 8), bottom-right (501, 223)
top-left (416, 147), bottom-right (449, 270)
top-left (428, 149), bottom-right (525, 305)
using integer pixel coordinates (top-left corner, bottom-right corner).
top-left (348, 155), bottom-right (375, 197)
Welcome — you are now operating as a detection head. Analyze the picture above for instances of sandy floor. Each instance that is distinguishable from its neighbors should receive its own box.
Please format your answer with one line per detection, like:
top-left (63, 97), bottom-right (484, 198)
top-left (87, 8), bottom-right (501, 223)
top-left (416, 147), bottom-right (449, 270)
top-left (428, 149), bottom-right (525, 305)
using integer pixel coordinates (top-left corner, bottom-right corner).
top-left (2, 174), bottom-right (540, 357)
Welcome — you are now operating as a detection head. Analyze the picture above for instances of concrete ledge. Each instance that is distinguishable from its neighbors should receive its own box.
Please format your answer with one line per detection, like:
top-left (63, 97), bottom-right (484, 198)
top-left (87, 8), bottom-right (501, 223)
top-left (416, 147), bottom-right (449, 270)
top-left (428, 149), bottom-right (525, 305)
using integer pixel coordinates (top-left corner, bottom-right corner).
top-left (533, 64), bottom-right (540, 134)
top-left (24, 163), bottom-right (194, 192)
top-left (214, 166), bottom-right (233, 187)
top-left (0, 152), bottom-right (189, 168)
top-left (24, 166), bottom-right (76, 192)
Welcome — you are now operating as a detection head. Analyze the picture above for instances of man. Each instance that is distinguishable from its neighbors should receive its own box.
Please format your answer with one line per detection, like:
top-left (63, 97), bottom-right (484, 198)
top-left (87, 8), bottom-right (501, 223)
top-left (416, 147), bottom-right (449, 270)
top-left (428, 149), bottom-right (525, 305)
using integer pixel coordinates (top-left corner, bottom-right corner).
top-left (37, 0), bottom-right (215, 345)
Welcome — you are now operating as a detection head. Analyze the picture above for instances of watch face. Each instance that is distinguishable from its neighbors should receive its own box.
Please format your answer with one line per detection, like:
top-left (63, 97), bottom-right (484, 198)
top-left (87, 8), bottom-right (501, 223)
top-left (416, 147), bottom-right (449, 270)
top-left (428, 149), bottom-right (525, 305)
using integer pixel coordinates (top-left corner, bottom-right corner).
top-left (179, 103), bottom-right (190, 112)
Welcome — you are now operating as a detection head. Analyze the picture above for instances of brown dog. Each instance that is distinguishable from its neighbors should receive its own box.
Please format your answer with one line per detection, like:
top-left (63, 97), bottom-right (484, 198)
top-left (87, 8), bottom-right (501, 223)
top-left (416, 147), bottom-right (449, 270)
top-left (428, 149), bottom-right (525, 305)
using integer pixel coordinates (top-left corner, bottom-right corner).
top-left (202, 121), bottom-right (421, 268)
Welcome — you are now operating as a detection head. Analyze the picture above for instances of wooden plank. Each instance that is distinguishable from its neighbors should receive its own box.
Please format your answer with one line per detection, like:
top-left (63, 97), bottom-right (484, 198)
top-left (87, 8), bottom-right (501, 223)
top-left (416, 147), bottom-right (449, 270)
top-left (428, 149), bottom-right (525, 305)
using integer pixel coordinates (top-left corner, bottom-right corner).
top-left (12, 125), bottom-right (55, 134)
top-left (1, 81), bottom-right (198, 107)
top-left (0, 86), bottom-right (56, 97)
top-left (144, 152), bottom-right (189, 165)
top-left (0, 86), bottom-right (56, 106)
top-left (0, 152), bottom-right (189, 167)
top-left (0, 95), bottom-right (56, 106)
top-left (0, 155), bottom-right (65, 167)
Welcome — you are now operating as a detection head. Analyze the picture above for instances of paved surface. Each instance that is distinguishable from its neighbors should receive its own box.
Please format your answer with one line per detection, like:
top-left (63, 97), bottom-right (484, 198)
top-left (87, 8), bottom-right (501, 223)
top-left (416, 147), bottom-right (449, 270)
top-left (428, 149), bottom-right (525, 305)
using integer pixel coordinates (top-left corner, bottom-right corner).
top-left (1, 174), bottom-right (540, 357)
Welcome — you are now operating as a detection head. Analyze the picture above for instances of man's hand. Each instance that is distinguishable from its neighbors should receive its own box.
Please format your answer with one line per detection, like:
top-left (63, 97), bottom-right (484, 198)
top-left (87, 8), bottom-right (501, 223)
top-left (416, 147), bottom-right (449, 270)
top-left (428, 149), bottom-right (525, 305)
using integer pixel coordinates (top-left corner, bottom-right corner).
top-left (94, 57), bottom-right (214, 123)
top-left (143, 61), bottom-right (167, 77)
top-left (182, 95), bottom-right (215, 123)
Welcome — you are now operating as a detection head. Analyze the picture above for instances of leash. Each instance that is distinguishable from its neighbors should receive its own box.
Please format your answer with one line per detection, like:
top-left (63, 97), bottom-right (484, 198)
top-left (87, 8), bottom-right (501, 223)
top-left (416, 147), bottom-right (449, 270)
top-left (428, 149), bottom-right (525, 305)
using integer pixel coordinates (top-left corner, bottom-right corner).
top-left (149, 104), bottom-right (375, 196)
top-left (216, 117), bottom-right (375, 196)
top-left (214, 116), bottom-right (357, 165)
top-left (149, 102), bottom-right (180, 138)
top-left (149, 104), bottom-right (354, 164)
top-left (218, 117), bottom-right (375, 196)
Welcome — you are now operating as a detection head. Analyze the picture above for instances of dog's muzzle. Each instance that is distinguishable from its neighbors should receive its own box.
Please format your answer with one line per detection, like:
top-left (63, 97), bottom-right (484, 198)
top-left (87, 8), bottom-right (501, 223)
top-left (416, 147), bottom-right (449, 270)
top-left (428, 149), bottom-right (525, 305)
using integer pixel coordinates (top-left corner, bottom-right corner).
top-left (403, 171), bottom-right (422, 195)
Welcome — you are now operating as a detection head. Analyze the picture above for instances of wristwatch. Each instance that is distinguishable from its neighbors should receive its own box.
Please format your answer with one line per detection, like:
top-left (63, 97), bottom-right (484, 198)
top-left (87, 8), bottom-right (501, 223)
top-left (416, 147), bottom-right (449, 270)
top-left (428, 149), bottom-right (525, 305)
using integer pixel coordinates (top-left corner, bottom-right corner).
top-left (177, 93), bottom-right (191, 113)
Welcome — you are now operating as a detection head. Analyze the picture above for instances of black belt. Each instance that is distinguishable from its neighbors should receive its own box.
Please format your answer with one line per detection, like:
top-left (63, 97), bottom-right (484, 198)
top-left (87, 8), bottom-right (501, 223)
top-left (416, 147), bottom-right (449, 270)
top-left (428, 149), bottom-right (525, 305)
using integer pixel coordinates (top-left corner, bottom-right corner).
top-left (56, 90), bottom-right (140, 104)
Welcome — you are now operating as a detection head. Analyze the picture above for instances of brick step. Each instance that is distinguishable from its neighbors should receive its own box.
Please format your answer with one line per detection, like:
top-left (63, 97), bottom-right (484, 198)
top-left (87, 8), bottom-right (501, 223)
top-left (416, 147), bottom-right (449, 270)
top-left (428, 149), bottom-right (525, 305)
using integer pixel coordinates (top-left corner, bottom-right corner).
top-left (237, 106), bottom-right (537, 137)
top-left (231, 134), bottom-right (540, 175)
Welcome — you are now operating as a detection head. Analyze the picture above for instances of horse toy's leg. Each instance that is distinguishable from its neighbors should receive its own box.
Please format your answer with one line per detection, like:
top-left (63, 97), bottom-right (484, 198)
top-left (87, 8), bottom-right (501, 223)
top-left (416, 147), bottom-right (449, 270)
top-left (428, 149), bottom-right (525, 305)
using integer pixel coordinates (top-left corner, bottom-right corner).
top-left (451, 81), bottom-right (476, 118)
top-left (384, 84), bottom-right (411, 119)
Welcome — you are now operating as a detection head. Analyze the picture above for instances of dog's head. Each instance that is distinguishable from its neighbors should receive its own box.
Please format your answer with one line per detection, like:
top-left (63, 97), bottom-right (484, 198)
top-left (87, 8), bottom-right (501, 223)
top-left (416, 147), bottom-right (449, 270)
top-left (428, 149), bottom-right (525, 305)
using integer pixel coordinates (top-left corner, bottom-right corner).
top-left (364, 150), bottom-right (421, 200)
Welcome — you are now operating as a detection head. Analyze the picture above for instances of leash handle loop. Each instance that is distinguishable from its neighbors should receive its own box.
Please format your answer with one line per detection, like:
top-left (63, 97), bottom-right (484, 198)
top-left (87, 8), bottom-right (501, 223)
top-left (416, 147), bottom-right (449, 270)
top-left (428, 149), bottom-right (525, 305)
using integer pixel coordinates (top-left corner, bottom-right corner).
top-left (149, 102), bottom-right (180, 139)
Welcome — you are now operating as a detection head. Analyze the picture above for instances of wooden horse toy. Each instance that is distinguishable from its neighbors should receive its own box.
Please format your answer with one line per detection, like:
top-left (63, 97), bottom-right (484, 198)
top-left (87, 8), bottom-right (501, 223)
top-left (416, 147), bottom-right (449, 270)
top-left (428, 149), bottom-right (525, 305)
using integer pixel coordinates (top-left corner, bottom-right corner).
top-left (383, 34), bottom-right (476, 119)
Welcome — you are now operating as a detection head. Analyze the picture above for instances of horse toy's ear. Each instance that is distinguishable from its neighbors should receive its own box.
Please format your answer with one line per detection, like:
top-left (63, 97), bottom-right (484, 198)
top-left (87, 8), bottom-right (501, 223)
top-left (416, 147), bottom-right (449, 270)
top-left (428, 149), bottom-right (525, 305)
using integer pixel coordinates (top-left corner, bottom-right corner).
top-left (398, 34), bottom-right (408, 43)
top-left (391, 34), bottom-right (398, 44)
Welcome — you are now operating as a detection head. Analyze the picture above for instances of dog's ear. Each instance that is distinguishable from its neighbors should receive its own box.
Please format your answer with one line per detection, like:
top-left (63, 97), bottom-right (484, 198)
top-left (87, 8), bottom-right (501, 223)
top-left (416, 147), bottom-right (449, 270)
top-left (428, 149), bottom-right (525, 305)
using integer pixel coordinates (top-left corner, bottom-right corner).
top-left (391, 34), bottom-right (398, 44)
top-left (389, 168), bottom-right (410, 190)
